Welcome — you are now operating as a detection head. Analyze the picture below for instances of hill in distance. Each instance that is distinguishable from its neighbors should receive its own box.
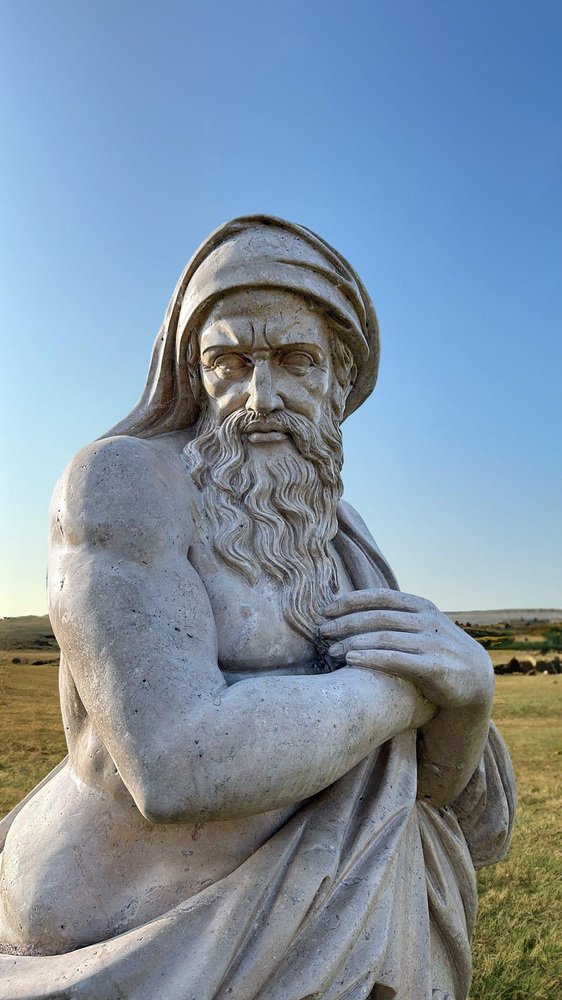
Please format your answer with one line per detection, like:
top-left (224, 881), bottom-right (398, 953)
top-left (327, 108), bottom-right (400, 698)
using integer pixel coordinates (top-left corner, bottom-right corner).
top-left (445, 609), bottom-right (562, 625)
top-left (0, 615), bottom-right (56, 651)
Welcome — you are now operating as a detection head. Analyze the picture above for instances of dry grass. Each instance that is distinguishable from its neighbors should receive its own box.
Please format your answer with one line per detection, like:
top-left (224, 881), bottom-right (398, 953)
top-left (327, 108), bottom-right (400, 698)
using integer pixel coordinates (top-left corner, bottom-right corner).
top-left (1, 659), bottom-right (561, 997)
top-left (0, 654), bottom-right (66, 817)
top-left (470, 675), bottom-right (562, 999)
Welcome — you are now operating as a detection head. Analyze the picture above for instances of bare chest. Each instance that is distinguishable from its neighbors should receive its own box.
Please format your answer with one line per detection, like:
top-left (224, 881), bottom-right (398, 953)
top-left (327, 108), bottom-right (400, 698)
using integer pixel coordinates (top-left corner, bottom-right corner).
top-left (189, 537), bottom-right (353, 679)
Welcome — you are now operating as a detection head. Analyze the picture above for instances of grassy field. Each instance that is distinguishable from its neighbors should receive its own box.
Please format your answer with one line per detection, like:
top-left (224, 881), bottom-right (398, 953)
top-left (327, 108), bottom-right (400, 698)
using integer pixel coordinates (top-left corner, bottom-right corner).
top-left (0, 652), bottom-right (65, 815)
top-left (1, 655), bottom-right (561, 998)
top-left (470, 675), bottom-right (562, 999)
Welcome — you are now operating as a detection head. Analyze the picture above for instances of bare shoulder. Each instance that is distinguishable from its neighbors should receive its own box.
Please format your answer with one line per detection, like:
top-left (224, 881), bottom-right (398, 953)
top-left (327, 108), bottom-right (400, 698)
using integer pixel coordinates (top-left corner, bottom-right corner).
top-left (51, 432), bottom-right (197, 559)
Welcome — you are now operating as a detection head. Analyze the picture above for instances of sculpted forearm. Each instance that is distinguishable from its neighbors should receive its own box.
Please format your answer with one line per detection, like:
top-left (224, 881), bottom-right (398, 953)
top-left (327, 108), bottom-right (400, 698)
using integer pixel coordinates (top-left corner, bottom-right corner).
top-left (416, 701), bottom-right (493, 807)
top-left (141, 669), bottom-right (431, 823)
top-left (416, 640), bottom-right (495, 806)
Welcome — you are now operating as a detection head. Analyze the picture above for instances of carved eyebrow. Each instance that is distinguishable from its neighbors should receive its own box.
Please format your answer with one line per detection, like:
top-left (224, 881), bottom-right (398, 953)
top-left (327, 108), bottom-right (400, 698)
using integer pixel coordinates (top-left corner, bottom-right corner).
top-left (200, 322), bottom-right (239, 344)
top-left (200, 343), bottom-right (249, 359)
top-left (275, 342), bottom-right (326, 359)
top-left (200, 318), bottom-right (258, 350)
top-left (246, 320), bottom-right (318, 350)
top-left (199, 324), bottom-right (247, 355)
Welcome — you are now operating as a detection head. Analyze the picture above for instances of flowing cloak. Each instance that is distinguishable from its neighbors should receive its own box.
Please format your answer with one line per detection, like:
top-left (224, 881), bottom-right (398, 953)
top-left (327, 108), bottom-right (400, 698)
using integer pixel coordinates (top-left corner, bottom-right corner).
top-left (0, 501), bottom-right (515, 1000)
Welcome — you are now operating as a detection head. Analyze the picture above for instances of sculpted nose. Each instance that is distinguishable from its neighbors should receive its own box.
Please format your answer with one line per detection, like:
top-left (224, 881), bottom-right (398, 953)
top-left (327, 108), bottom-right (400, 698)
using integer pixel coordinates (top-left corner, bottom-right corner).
top-left (245, 361), bottom-right (283, 415)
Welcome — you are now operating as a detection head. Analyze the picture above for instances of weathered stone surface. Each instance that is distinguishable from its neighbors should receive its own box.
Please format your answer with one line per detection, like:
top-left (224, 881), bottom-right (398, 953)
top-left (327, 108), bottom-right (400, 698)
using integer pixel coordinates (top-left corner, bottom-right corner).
top-left (0, 217), bottom-right (515, 999)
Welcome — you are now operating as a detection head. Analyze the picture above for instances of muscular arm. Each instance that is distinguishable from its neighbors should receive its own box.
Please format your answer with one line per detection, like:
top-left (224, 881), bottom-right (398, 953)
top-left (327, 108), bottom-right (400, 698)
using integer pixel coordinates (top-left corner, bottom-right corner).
top-left (48, 436), bottom-right (431, 824)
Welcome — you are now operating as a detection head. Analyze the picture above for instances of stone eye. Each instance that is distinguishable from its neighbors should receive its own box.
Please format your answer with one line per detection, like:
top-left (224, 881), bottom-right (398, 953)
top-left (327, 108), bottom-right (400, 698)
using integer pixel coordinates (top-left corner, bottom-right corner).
top-left (279, 351), bottom-right (315, 371)
top-left (212, 354), bottom-right (250, 376)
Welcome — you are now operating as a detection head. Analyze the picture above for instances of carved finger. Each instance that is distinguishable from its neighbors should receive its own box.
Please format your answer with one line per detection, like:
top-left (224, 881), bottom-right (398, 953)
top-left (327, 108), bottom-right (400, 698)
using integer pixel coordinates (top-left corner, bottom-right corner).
top-left (329, 632), bottom-right (425, 659)
top-left (345, 649), bottom-right (457, 705)
top-left (324, 589), bottom-right (436, 619)
top-left (362, 610), bottom-right (430, 634)
top-left (321, 609), bottom-right (424, 641)
top-left (346, 648), bottom-right (432, 682)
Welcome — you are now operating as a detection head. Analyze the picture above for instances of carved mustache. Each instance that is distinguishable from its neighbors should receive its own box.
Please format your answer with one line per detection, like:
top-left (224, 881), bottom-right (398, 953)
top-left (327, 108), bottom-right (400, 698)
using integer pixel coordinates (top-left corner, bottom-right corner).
top-left (210, 406), bottom-right (342, 490)
top-left (224, 409), bottom-right (312, 441)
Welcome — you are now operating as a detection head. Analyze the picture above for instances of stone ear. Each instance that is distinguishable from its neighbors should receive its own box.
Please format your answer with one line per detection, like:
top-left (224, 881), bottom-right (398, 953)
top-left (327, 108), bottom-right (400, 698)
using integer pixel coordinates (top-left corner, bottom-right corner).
top-left (187, 362), bottom-right (202, 407)
top-left (334, 365), bottom-right (357, 423)
top-left (184, 329), bottom-right (203, 410)
top-left (346, 363), bottom-right (358, 397)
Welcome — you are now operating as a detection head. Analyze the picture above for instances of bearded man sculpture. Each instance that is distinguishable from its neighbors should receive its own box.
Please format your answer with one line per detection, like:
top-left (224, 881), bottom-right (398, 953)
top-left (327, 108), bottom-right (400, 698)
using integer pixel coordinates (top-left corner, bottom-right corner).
top-left (0, 217), bottom-right (514, 1000)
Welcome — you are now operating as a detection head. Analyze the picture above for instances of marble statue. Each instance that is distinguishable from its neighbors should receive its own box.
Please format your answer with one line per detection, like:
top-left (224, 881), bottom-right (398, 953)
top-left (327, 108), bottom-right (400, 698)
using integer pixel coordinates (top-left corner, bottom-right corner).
top-left (0, 217), bottom-right (515, 999)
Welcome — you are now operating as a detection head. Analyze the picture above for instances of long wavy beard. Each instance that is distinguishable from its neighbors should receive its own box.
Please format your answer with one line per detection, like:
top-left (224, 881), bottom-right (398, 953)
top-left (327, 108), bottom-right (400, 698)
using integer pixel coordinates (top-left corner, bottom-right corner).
top-left (183, 407), bottom-right (344, 647)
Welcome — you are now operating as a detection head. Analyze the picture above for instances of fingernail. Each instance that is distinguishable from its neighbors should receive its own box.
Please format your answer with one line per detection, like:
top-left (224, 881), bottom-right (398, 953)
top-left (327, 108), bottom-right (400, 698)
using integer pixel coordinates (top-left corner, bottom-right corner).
top-left (329, 643), bottom-right (344, 657)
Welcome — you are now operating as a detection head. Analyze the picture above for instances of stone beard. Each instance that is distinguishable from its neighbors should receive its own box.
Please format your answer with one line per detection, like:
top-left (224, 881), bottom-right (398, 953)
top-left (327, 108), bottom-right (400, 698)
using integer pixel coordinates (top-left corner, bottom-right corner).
top-left (183, 338), bottom-right (354, 647)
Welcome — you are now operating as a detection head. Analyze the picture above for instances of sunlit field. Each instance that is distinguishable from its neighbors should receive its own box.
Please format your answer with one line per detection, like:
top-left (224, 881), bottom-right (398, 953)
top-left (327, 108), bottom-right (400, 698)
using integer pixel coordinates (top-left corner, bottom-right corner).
top-left (1, 655), bottom-right (561, 998)
top-left (470, 675), bottom-right (562, 999)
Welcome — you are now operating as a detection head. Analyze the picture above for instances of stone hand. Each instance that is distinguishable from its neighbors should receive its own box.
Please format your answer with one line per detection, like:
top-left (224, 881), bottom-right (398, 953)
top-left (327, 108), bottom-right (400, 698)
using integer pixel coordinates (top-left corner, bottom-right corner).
top-left (321, 588), bottom-right (494, 711)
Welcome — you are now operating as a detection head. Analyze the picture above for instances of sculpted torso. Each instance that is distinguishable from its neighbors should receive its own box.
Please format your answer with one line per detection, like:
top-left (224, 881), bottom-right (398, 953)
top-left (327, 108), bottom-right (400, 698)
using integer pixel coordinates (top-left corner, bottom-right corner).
top-left (191, 523), bottom-right (342, 680)
top-left (0, 434), bottom-right (358, 954)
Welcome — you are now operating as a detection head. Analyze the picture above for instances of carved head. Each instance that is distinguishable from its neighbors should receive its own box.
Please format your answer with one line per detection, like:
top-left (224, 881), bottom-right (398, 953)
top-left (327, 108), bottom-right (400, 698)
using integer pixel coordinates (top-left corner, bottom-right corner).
top-left (106, 216), bottom-right (379, 440)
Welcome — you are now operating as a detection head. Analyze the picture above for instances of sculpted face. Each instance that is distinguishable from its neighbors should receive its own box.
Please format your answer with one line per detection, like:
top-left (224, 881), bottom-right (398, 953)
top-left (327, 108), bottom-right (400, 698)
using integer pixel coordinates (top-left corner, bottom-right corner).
top-left (197, 288), bottom-right (333, 439)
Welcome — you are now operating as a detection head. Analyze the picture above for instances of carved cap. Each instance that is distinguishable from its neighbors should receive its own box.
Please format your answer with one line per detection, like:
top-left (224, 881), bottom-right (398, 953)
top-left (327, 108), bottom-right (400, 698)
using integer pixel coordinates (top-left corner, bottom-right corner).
top-left (105, 216), bottom-right (379, 438)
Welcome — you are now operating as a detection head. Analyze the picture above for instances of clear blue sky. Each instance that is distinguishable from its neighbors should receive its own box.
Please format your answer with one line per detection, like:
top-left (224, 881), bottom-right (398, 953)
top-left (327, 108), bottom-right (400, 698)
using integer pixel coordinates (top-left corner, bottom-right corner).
top-left (1, 0), bottom-right (561, 615)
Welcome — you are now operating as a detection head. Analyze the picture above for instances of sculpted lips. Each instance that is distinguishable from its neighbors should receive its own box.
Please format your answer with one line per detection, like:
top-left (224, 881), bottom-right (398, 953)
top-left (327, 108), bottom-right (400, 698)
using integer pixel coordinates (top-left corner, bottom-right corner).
top-left (242, 420), bottom-right (290, 444)
top-left (247, 430), bottom-right (288, 443)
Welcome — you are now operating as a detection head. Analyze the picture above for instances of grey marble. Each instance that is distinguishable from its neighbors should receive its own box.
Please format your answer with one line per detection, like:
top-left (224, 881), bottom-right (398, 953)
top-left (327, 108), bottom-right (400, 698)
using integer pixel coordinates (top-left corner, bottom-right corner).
top-left (0, 217), bottom-right (515, 999)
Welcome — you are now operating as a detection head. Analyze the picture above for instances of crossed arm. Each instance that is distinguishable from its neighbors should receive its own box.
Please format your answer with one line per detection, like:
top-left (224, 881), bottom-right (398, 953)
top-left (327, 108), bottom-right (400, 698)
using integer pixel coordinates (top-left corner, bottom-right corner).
top-left (321, 590), bottom-right (495, 805)
top-left (48, 436), bottom-right (434, 824)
